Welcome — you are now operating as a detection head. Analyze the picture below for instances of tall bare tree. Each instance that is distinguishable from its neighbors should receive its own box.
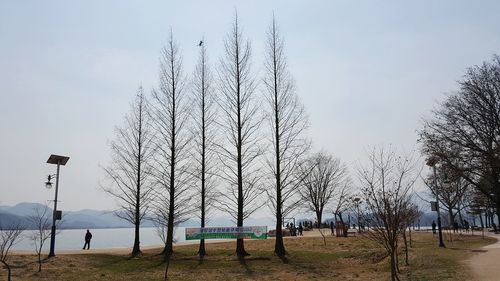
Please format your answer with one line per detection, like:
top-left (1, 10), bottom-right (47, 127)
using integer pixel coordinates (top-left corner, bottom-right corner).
top-left (151, 29), bottom-right (193, 258)
top-left (102, 86), bottom-right (155, 257)
top-left (217, 12), bottom-right (263, 257)
top-left (191, 40), bottom-right (218, 258)
top-left (27, 205), bottom-right (52, 272)
top-left (357, 147), bottom-right (420, 281)
top-left (0, 223), bottom-right (24, 281)
top-left (299, 152), bottom-right (348, 227)
top-left (419, 55), bottom-right (500, 222)
top-left (263, 15), bottom-right (309, 257)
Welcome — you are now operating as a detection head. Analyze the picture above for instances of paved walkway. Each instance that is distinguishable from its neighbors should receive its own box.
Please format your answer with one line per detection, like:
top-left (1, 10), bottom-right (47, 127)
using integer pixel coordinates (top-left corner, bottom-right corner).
top-left (467, 232), bottom-right (500, 281)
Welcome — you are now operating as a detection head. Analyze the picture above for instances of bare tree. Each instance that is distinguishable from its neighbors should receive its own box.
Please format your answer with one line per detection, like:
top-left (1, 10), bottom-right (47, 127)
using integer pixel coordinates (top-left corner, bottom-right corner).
top-left (331, 182), bottom-right (351, 226)
top-left (150, 29), bottom-right (193, 258)
top-left (102, 86), bottom-right (155, 257)
top-left (422, 163), bottom-right (469, 228)
top-left (191, 40), bottom-right (218, 258)
top-left (0, 223), bottom-right (24, 281)
top-left (299, 152), bottom-right (348, 227)
top-left (27, 205), bottom-right (51, 272)
top-left (263, 15), bottom-right (310, 257)
top-left (419, 55), bottom-right (500, 223)
top-left (400, 203), bottom-right (420, 266)
top-left (357, 147), bottom-right (420, 281)
top-left (216, 12), bottom-right (263, 258)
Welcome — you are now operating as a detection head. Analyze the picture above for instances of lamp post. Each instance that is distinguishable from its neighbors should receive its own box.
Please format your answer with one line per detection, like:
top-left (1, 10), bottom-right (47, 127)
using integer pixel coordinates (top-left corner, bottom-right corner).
top-left (45, 154), bottom-right (70, 257)
top-left (426, 157), bottom-right (445, 248)
top-left (352, 197), bottom-right (362, 232)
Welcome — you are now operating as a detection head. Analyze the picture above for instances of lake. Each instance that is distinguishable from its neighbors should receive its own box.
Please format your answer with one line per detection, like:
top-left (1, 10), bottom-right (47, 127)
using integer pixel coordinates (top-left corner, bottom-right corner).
top-left (11, 227), bottom-right (190, 252)
top-left (11, 226), bottom-right (275, 252)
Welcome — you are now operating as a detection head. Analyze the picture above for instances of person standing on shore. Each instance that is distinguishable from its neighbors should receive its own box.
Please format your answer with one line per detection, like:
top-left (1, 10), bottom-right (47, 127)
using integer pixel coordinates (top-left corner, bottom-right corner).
top-left (83, 229), bottom-right (92, 250)
top-left (432, 221), bottom-right (436, 234)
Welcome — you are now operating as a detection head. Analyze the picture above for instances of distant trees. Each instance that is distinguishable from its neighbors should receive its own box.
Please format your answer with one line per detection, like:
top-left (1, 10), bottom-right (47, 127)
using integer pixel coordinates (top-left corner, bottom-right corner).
top-left (0, 223), bottom-right (24, 281)
top-left (419, 55), bottom-right (500, 223)
top-left (298, 152), bottom-right (348, 227)
top-left (357, 147), bottom-right (420, 281)
top-left (216, 13), bottom-right (263, 258)
top-left (150, 30), bottom-right (193, 258)
top-left (423, 163), bottom-right (469, 227)
top-left (102, 86), bottom-right (155, 257)
top-left (263, 16), bottom-right (309, 257)
top-left (191, 40), bottom-right (218, 258)
top-left (27, 205), bottom-right (52, 272)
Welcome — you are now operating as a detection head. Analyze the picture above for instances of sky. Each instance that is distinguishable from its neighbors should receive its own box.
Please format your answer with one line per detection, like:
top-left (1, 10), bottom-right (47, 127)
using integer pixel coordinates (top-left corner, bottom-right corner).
top-left (1, 0), bottom-right (499, 213)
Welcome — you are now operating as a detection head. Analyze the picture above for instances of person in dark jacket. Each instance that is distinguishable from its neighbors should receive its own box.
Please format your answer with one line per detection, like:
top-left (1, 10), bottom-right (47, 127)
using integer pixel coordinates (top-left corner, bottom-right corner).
top-left (83, 229), bottom-right (92, 250)
top-left (431, 221), bottom-right (437, 234)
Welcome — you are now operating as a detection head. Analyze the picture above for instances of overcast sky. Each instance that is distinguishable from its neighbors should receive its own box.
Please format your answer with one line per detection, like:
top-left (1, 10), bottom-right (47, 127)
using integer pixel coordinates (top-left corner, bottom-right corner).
top-left (1, 1), bottom-right (499, 213)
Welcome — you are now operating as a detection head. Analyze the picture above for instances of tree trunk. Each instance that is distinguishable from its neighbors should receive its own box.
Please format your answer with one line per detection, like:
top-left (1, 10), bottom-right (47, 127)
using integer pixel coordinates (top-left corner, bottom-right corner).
top-left (235, 41), bottom-right (248, 258)
top-left (236, 237), bottom-right (248, 257)
top-left (164, 39), bottom-right (178, 259)
top-left (395, 239), bottom-right (400, 273)
top-left (198, 69), bottom-right (207, 259)
top-left (38, 252), bottom-right (42, 272)
top-left (132, 107), bottom-right (143, 258)
top-left (199, 154), bottom-right (206, 257)
top-left (274, 220), bottom-right (286, 256)
top-left (132, 221), bottom-right (141, 257)
top-left (198, 133), bottom-right (206, 258)
top-left (390, 249), bottom-right (398, 281)
top-left (1, 260), bottom-right (11, 281)
top-left (271, 20), bottom-right (286, 258)
top-left (198, 168), bottom-right (206, 258)
top-left (164, 186), bottom-right (175, 257)
top-left (403, 230), bottom-right (409, 265)
top-left (316, 210), bottom-right (323, 229)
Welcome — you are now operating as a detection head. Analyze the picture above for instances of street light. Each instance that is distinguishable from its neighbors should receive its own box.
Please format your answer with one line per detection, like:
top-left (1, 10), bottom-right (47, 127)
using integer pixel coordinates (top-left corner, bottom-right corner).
top-left (45, 154), bottom-right (70, 257)
top-left (45, 175), bottom-right (54, 189)
top-left (351, 197), bottom-right (362, 232)
top-left (426, 157), bottom-right (445, 248)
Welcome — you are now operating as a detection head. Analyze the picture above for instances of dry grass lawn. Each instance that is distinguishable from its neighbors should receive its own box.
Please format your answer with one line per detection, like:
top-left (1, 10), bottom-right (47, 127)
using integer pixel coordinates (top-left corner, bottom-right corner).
top-left (1, 231), bottom-right (494, 281)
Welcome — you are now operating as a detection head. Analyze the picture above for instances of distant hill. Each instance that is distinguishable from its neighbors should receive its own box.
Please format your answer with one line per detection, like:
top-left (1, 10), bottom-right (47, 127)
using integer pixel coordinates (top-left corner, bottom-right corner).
top-left (0, 202), bottom-right (276, 230)
top-left (0, 202), bottom-right (146, 229)
top-left (1, 202), bottom-right (438, 230)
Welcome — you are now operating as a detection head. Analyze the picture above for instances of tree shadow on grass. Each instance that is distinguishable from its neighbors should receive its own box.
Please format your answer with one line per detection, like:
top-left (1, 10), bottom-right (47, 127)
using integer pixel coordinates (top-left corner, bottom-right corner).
top-left (238, 256), bottom-right (253, 276)
top-left (197, 255), bottom-right (205, 266)
top-left (277, 255), bottom-right (289, 264)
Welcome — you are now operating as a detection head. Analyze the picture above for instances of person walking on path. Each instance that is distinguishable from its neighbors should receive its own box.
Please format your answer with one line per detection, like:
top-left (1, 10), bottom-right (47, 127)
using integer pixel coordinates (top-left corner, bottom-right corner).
top-left (330, 221), bottom-right (334, 235)
top-left (82, 229), bottom-right (92, 250)
top-left (432, 221), bottom-right (437, 234)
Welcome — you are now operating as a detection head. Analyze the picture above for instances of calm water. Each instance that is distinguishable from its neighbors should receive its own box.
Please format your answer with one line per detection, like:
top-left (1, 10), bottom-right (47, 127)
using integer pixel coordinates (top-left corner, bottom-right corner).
top-left (11, 226), bottom-right (274, 252)
top-left (11, 227), bottom-right (189, 252)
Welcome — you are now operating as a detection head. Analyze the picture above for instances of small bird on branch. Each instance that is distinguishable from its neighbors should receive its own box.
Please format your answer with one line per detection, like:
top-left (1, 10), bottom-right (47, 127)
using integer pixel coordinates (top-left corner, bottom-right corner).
top-left (198, 40), bottom-right (203, 47)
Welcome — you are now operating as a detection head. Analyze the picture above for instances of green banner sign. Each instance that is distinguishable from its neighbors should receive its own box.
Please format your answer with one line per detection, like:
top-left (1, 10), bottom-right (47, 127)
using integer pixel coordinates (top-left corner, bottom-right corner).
top-left (185, 226), bottom-right (268, 240)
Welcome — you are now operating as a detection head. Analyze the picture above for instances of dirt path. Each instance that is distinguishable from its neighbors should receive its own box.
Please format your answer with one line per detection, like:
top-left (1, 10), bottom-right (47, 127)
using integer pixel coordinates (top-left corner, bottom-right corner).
top-left (467, 232), bottom-right (500, 281)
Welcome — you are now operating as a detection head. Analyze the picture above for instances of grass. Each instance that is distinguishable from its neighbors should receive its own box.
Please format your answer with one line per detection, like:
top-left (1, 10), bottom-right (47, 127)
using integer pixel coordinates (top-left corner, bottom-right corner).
top-left (1, 231), bottom-right (495, 280)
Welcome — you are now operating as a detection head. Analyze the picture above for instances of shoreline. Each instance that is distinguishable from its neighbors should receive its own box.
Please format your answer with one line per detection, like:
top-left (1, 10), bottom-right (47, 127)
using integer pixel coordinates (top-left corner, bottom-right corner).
top-left (12, 229), bottom-right (330, 255)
